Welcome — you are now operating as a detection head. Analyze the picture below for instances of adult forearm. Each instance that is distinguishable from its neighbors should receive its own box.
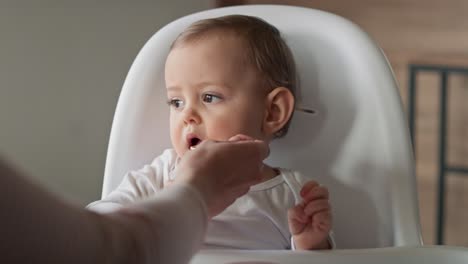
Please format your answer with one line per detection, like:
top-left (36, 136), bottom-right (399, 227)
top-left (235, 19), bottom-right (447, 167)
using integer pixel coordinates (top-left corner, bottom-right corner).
top-left (0, 158), bottom-right (102, 263)
top-left (100, 184), bottom-right (208, 264)
top-left (0, 158), bottom-right (208, 264)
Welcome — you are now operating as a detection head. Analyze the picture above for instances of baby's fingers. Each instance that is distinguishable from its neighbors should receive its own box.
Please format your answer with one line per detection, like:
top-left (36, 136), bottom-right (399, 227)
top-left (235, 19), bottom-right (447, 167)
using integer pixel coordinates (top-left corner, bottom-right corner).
top-left (303, 199), bottom-right (330, 217)
top-left (302, 185), bottom-right (329, 203)
top-left (288, 205), bottom-right (308, 223)
top-left (288, 206), bottom-right (308, 235)
top-left (312, 211), bottom-right (332, 231)
top-left (300, 181), bottom-right (319, 197)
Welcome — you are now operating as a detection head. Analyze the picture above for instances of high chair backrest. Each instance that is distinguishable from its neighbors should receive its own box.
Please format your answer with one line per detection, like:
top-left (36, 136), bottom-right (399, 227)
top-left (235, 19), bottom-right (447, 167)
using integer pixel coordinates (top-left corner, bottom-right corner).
top-left (101, 5), bottom-right (422, 248)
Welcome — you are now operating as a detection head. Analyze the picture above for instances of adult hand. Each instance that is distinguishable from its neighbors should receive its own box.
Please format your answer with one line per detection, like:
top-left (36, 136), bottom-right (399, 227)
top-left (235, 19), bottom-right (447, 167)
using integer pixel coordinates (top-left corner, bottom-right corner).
top-left (173, 134), bottom-right (269, 218)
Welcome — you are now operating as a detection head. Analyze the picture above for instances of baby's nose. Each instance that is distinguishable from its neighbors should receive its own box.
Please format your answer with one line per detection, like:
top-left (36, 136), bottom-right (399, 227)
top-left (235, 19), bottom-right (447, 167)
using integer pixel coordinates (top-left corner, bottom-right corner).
top-left (182, 106), bottom-right (201, 124)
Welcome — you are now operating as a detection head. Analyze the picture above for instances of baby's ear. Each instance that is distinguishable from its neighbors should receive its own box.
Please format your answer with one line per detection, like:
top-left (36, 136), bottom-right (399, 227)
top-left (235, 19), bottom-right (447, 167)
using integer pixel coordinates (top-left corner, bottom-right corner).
top-left (263, 87), bottom-right (295, 137)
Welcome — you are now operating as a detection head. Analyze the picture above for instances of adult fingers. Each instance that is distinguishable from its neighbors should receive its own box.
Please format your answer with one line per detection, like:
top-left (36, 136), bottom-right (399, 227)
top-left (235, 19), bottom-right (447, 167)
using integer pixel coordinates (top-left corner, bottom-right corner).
top-left (228, 134), bottom-right (254, 142)
top-left (237, 139), bottom-right (270, 160)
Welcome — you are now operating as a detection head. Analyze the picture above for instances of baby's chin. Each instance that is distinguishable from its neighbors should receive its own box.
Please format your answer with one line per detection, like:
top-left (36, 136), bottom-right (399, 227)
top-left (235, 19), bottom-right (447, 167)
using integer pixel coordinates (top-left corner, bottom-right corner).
top-left (175, 144), bottom-right (200, 158)
top-left (175, 148), bottom-right (187, 158)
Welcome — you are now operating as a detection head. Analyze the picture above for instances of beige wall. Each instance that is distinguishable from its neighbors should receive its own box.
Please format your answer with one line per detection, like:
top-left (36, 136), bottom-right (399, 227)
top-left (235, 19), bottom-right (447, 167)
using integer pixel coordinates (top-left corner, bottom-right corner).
top-left (0, 0), bottom-right (214, 205)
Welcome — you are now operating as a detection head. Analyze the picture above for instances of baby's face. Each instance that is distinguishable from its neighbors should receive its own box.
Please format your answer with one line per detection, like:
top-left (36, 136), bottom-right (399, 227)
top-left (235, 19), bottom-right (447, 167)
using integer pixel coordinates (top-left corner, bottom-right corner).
top-left (165, 34), bottom-right (267, 157)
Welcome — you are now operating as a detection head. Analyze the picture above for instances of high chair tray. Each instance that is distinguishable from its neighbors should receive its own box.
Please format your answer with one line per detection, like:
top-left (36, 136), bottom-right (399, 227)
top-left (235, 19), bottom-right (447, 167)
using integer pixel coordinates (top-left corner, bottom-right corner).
top-left (190, 246), bottom-right (468, 264)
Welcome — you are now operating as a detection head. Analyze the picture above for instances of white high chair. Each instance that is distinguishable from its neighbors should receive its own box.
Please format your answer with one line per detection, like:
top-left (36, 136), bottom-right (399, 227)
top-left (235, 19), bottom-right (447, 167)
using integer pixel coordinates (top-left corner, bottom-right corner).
top-left (101, 5), bottom-right (422, 249)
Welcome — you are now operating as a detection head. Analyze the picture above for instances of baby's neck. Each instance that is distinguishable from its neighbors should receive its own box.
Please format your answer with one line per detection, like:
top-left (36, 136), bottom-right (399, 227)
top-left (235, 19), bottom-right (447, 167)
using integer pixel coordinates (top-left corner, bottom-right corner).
top-left (260, 164), bottom-right (280, 182)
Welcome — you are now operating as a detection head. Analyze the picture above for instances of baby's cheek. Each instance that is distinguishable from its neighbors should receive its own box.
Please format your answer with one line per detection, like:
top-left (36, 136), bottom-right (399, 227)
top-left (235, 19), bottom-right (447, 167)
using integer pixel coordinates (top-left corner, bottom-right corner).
top-left (207, 126), bottom-right (236, 141)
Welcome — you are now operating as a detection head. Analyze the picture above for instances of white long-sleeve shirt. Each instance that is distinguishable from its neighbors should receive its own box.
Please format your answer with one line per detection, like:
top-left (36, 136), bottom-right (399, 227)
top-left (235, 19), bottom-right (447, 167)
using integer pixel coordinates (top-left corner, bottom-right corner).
top-left (88, 149), bottom-right (335, 250)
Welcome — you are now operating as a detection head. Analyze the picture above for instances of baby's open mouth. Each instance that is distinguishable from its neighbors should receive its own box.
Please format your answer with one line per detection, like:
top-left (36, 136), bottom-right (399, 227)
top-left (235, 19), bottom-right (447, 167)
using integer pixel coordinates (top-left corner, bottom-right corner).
top-left (189, 137), bottom-right (202, 150)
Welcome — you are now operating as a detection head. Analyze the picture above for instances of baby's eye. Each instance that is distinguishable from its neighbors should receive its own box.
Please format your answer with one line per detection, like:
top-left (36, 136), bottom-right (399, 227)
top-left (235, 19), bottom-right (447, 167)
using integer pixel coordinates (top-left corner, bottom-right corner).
top-left (202, 93), bottom-right (222, 104)
top-left (167, 98), bottom-right (184, 109)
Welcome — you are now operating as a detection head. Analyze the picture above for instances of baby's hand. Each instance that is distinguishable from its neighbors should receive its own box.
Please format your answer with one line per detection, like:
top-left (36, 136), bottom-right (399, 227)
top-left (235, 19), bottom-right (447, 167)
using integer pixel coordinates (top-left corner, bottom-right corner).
top-left (288, 181), bottom-right (332, 250)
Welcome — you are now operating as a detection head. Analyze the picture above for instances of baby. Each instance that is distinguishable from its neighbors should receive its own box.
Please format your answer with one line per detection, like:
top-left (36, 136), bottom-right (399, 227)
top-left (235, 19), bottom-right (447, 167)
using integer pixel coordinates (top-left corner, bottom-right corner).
top-left (88, 15), bottom-right (334, 250)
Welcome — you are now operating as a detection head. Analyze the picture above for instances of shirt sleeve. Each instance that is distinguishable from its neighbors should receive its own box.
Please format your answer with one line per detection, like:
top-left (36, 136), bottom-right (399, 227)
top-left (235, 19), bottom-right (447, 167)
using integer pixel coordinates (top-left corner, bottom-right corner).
top-left (87, 149), bottom-right (177, 212)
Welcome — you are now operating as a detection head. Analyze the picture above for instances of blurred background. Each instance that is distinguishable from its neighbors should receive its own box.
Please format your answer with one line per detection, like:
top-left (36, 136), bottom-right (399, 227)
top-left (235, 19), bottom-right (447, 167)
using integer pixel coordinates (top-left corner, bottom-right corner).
top-left (0, 0), bottom-right (467, 246)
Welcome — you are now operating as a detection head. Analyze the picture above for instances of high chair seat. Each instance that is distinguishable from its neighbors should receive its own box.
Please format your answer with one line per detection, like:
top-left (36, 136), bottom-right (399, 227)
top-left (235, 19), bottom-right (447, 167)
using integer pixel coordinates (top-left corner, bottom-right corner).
top-left (100, 5), bottom-right (422, 249)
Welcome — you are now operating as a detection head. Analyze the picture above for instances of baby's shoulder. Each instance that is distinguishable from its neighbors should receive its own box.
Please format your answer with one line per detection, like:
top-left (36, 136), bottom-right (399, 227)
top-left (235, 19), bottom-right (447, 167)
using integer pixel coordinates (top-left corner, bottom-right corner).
top-left (150, 148), bottom-right (178, 166)
top-left (278, 168), bottom-right (310, 185)
top-left (146, 148), bottom-right (179, 177)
